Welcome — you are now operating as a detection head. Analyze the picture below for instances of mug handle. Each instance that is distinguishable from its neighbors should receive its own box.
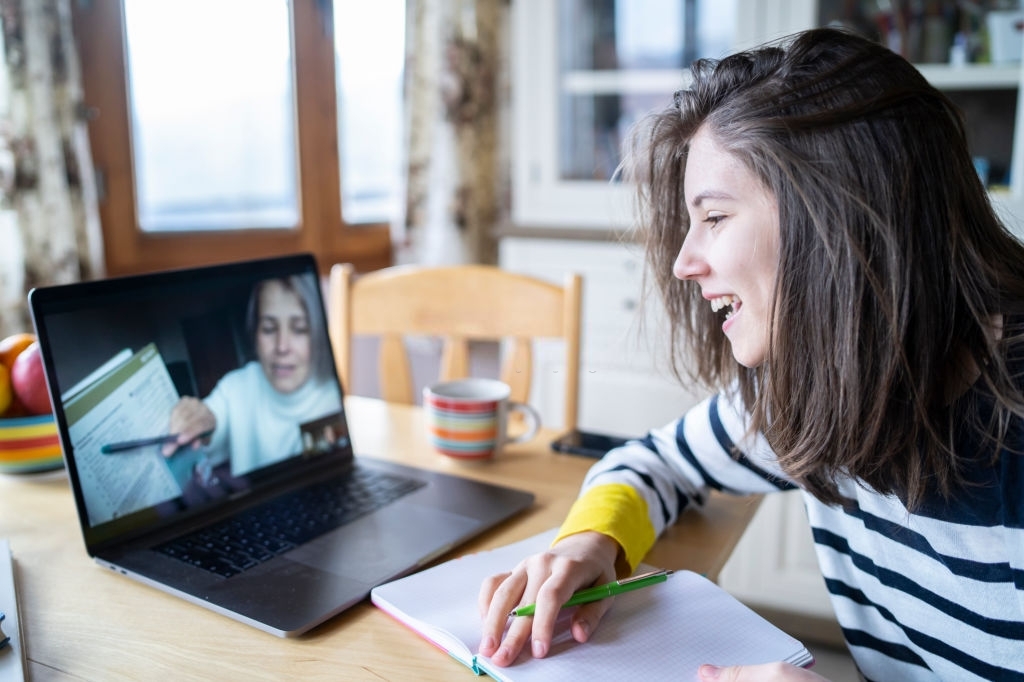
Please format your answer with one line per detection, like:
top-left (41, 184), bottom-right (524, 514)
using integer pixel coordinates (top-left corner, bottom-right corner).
top-left (506, 401), bottom-right (540, 444)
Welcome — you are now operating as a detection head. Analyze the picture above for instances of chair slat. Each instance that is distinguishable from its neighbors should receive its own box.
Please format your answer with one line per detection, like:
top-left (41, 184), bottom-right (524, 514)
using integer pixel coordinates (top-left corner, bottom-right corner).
top-left (501, 338), bottom-right (532, 405)
top-left (440, 337), bottom-right (470, 382)
top-left (378, 335), bottom-right (414, 404)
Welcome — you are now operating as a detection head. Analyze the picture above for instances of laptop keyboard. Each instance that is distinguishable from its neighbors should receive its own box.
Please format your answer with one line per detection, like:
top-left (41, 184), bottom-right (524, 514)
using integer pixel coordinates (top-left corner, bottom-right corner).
top-left (155, 467), bottom-right (425, 578)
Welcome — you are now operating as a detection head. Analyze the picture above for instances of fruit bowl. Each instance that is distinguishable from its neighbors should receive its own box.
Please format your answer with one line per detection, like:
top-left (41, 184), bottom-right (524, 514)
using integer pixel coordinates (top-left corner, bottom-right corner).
top-left (0, 413), bottom-right (64, 474)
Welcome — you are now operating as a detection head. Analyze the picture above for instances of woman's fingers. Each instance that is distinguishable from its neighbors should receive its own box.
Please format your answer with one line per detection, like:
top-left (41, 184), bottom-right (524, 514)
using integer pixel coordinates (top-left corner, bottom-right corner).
top-left (478, 571), bottom-right (511, 620)
top-left (487, 610), bottom-right (535, 666)
top-left (479, 566), bottom-right (532, 658)
top-left (477, 532), bottom-right (624, 667)
top-left (480, 555), bottom-right (564, 664)
top-left (568, 597), bottom-right (613, 644)
top-left (163, 397), bottom-right (215, 456)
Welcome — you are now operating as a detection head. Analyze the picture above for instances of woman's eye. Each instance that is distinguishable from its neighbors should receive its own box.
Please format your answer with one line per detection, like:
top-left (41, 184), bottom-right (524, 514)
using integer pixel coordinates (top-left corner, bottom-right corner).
top-left (706, 214), bottom-right (725, 227)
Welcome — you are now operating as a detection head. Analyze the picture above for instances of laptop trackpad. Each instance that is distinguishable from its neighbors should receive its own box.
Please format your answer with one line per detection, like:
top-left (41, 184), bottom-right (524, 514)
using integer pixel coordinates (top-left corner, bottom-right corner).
top-left (287, 502), bottom-right (480, 580)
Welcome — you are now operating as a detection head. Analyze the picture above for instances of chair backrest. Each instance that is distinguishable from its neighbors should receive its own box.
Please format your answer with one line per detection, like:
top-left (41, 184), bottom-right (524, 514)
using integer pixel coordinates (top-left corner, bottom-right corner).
top-left (328, 263), bottom-right (582, 431)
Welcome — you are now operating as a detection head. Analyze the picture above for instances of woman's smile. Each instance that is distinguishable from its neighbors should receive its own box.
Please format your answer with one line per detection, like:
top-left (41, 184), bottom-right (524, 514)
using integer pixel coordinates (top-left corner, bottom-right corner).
top-left (674, 125), bottom-right (779, 368)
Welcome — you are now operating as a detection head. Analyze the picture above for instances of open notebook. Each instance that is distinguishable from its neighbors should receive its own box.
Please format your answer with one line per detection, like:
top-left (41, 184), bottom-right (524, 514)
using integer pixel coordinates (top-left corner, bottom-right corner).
top-left (371, 529), bottom-right (814, 681)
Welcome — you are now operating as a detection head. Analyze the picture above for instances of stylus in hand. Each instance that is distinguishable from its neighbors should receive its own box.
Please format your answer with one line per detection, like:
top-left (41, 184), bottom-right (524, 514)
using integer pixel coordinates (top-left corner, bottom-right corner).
top-left (101, 430), bottom-right (213, 454)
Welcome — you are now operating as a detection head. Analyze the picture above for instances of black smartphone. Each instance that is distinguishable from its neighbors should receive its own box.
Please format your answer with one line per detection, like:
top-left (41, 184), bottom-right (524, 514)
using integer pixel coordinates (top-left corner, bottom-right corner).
top-left (550, 429), bottom-right (633, 459)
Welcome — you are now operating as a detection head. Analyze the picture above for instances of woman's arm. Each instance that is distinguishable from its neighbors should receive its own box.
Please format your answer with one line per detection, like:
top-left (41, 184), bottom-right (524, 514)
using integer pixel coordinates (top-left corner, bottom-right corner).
top-left (477, 390), bottom-right (797, 667)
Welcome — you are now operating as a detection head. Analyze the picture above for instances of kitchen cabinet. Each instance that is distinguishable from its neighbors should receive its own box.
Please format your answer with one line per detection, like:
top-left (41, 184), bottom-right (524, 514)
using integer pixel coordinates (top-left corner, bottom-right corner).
top-left (512, 0), bottom-right (1024, 238)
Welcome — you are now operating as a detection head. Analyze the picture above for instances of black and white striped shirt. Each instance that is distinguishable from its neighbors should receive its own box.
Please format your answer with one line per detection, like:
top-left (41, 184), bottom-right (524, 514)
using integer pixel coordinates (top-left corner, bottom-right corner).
top-left (565, 390), bottom-right (1024, 680)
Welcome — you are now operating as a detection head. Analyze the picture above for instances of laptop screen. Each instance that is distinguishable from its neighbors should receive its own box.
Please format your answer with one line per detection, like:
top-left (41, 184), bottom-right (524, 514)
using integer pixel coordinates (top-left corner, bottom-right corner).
top-left (30, 254), bottom-right (354, 547)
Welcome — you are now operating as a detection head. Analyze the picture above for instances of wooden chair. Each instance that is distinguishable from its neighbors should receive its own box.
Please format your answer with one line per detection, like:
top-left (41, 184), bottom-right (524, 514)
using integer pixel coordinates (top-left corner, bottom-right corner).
top-left (328, 263), bottom-right (582, 431)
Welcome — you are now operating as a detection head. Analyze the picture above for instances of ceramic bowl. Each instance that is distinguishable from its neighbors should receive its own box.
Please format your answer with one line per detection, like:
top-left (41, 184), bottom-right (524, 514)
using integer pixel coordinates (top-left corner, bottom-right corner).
top-left (0, 413), bottom-right (64, 474)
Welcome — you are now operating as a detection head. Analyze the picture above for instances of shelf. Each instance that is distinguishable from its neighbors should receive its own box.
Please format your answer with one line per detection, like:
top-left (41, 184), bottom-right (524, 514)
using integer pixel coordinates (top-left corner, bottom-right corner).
top-left (916, 63), bottom-right (1020, 90)
top-left (561, 70), bottom-right (690, 95)
top-left (560, 63), bottom-right (1020, 97)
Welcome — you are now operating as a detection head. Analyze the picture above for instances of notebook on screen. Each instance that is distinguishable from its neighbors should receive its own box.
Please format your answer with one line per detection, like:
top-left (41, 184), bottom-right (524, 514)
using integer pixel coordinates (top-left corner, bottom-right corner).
top-left (28, 253), bottom-right (534, 637)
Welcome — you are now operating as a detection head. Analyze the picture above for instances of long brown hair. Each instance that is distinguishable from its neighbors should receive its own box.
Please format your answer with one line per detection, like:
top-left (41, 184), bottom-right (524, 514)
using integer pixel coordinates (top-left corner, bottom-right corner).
top-left (624, 27), bottom-right (1024, 508)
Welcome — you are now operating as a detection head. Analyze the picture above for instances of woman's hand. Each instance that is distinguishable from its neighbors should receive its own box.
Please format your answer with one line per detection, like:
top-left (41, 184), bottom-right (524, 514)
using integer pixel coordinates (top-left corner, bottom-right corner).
top-left (162, 397), bottom-right (216, 456)
top-left (699, 662), bottom-right (830, 681)
top-left (477, 531), bottom-right (622, 667)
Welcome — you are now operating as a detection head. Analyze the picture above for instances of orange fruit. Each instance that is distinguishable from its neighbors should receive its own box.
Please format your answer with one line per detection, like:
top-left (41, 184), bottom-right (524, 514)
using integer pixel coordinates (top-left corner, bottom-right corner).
top-left (0, 332), bottom-right (36, 371)
top-left (0, 363), bottom-right (12, 416)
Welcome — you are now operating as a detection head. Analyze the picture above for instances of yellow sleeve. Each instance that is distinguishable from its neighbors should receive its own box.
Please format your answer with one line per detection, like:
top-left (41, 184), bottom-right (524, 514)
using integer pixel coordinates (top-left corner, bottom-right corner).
top-left (553, 483), bottom-right (657, 573)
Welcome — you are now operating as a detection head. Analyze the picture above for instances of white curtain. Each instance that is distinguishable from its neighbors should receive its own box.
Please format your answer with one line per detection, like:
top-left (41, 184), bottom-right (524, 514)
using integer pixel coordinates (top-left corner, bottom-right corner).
top-left (395, 0), bottom-right (510, 267)
top-left (0, 0), bottom-right (103, 337)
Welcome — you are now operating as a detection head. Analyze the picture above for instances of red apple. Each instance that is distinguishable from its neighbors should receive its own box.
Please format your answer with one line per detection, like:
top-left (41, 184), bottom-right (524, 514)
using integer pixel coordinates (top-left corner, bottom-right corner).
top-left (10, 342), bottom-right (52, 415)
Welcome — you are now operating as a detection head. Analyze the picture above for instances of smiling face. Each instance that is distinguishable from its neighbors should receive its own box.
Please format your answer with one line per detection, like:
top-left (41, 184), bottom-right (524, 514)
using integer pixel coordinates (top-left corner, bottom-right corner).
top-left (673, 126), bottom-right (780, 368)
top-left (255, 280), bottom-right (312, 393)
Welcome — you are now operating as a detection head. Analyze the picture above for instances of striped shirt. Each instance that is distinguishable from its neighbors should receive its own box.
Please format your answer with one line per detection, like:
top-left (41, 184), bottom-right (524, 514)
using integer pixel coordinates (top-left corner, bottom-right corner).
top-left (556, 389), bottom-right (1024, 681)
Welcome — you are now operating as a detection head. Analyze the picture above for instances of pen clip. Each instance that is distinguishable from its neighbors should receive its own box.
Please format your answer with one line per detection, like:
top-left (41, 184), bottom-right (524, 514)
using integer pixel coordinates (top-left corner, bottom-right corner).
top-left (618, 569), bottom-right (672, 585)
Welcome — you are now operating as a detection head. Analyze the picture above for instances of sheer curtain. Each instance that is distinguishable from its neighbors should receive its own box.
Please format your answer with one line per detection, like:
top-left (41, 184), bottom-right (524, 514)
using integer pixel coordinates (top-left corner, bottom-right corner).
top-left (396, 0), bottom-right (510, 267)
top-left (0, 0), bottom-right (103, 337)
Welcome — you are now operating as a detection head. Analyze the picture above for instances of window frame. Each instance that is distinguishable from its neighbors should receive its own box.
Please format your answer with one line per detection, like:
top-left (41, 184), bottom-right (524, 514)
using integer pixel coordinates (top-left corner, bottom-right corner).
top-left (72, 0), bottom-right (393, 277)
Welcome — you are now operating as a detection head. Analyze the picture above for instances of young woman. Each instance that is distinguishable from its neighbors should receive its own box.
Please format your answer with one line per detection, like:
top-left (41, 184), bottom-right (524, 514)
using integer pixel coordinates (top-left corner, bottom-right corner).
top-left (478, 28), bottom-right (1024, 681)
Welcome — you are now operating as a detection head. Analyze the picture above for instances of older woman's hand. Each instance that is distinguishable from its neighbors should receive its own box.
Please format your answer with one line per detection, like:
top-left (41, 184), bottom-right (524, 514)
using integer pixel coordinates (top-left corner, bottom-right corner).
top-left (162, 397), bottom-right (216, 456)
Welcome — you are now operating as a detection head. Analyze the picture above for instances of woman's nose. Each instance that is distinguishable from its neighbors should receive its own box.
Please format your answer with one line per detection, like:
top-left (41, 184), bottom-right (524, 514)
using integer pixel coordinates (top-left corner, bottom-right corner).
top-left (673, 234), bottom-right (708, 281)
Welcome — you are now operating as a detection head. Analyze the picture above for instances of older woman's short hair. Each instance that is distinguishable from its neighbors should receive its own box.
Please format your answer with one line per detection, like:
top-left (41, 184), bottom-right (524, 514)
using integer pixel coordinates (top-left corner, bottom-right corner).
top-left (245, 274), bottom-right (333, 383)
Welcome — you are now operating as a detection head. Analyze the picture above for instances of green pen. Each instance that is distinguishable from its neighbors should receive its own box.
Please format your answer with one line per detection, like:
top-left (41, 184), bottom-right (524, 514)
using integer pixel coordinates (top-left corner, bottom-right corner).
top-left (509, 569), bottom-right (673, 617)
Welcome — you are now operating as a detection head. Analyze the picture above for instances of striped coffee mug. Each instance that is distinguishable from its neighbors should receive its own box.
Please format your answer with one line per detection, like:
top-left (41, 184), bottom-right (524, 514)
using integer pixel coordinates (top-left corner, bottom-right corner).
top-left (423, 378), bottom-right (540, 461)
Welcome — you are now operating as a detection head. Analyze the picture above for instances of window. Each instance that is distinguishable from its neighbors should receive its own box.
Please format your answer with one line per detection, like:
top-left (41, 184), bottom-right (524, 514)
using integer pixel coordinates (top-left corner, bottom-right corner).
top-left (72, 0), bottom-right (404, 276)
top-left (334, 2), bottom-right (405, 223)
top-left (512, 0), bottom-right (738, 229)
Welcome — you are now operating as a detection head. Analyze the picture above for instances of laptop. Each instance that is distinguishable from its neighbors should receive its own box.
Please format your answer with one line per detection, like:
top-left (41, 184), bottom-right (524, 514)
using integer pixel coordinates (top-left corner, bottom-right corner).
top-left (28, 253), bottom-right (534, 637)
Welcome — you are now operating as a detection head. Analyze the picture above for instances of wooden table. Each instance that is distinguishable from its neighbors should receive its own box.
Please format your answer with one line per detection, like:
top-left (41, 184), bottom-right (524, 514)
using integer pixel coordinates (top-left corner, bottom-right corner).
top-left (0, 396), bottom-right (761, 681)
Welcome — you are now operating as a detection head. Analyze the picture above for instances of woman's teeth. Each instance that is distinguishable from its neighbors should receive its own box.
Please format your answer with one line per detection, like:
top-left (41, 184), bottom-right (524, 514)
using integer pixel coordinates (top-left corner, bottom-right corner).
top-left (710, 295), bottom-right (738, 319)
